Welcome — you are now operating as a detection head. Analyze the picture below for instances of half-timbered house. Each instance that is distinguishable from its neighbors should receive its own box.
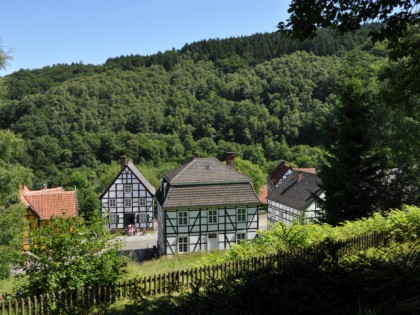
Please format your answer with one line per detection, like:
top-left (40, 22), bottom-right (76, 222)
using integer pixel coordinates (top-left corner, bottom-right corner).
top-left (267, 170), bottom-right (324, 225)
top-left (100, 156), bottom-right (156, 231)
top-left (156, 154), bottom-right (262, 255)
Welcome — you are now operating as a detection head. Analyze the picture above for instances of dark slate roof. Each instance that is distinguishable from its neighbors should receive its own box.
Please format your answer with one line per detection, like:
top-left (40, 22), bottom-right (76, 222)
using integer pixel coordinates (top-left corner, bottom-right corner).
top-left (161, 183), bottom-right (261, 209)
top-left (267, 171), bottom-right (322, 211)
top-left (126, 161), bottom-right (156, 195)
top-left (163, 158), bottom-right (249, 185)
top-left (159, 158), bottom-right (262, 209)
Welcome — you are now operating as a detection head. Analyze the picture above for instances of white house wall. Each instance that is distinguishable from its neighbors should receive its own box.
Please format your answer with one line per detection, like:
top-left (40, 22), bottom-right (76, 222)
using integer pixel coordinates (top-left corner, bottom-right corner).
top-left (101, 167), bottom-right (154, 230)
top-left (268, 192), bottom-right (325, 225)
top-left (159, 206), bottom-right (259, 255)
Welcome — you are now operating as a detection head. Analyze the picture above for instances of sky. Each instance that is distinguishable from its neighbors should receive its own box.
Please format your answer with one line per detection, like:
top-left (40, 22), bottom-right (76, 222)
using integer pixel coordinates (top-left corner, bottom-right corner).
top-left (0, 0), bottom-right (291, 76)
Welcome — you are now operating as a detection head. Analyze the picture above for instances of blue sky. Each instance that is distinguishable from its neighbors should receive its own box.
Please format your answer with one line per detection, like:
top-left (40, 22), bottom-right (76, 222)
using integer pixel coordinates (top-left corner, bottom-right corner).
top-left (0, 0), bottom-right (291, 76)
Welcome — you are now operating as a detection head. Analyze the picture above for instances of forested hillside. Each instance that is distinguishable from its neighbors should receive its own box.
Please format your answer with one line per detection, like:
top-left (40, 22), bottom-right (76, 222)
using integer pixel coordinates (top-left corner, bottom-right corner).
top-left (2, 26), bottom-right (409, 218)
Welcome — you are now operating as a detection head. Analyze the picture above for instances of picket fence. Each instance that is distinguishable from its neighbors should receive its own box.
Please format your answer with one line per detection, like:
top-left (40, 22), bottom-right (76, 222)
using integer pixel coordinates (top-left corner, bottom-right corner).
top-left (0, 231), bottom-right (388, 315)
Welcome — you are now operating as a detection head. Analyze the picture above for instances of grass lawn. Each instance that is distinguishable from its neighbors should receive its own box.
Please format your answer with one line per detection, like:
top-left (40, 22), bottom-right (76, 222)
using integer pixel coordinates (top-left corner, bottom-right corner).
top-left (122, 250), bottom-right (227, 281)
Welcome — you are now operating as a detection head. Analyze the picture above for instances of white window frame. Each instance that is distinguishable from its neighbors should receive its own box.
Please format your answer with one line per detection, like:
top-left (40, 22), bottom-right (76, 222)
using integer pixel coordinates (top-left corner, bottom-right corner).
top-left (109, 198), bottom-right (116, 208)
top-left (139, 213), bottom-right (148, 223)
top-left (178, 211), bottom-right (188, 225)
top-left (139, 197), bottom-right (147, 206)
top-left (236, 232), bottom-right (246, 244)
top-left (178, 236), bottom-right (188, 253)
top-left (124, 184), bottom-right (132, 194)
top-left (109, 214), bottom-right (118, 224)
top-left (237, 208), bottom-right (246, 222)
top-left (208, 209), bottom-right (217, 224)
top-left (124, 198), bottom-right (132, 207)
top-left (208, 233), bottom-right (217, 239)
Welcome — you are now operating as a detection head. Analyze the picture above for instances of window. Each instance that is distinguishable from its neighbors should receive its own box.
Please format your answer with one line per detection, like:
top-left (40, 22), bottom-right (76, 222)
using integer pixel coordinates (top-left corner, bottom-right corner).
top-left (208, 233), bottom-right (217, 239)
top-left (109, 214), bottom-right (118, 224)
top-left (208, 210), bottom-right (217, 224)
top-left (237, 208), bottom-right (246, 222)
top-left (124, 198), bottom-right (132, 207)
top-left (236, 232), bottom-right (246, 244)
top-left (178, 211), bottom-right (188, 225)
top-left (109, 199), bottom-right (116, 207)
top-left (178, 236), bottom-right (188, 253)
top-left (139, 213), bottom-right (148, 223)
top-left (139, 198), bottom-right (147, 206)
top-left (124, 185), bottom-right (132, 193)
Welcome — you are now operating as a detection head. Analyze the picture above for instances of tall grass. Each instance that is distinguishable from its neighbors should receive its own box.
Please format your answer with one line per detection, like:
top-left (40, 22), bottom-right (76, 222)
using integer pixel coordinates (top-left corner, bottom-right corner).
top-left (122, 250), bottom-right (226, 280)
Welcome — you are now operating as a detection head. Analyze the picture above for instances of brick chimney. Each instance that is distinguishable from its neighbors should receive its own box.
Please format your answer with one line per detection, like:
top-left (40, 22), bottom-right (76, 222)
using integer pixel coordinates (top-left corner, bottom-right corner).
top-left (226, 152), bottom-right (236, 169)
top-left (297, 171), bottom-right (303, 182)
top-left (119, 155), bottom-right (128, 170)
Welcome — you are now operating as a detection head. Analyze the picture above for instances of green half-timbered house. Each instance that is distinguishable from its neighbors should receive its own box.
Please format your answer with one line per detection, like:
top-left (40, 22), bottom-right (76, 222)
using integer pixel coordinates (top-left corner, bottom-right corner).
top-left (156, 155), bottom-right (262, 255)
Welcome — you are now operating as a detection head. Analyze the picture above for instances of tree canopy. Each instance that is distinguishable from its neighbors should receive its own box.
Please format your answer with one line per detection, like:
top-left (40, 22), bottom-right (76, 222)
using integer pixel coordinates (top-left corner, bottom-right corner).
top-left (278, 0), bottom-right (419, 49)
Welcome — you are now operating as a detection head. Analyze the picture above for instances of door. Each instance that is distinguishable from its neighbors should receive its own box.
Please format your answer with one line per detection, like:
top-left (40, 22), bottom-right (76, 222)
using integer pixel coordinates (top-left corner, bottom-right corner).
top-left (124, 213), bottom-right (135, 228)
top-left (208, 233), bottom-right (218, 251)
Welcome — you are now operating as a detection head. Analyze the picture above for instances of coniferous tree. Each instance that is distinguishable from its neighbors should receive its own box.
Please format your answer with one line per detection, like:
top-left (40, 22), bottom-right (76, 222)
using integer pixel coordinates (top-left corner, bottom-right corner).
top-left (318, 74), bottom-right (387, 225)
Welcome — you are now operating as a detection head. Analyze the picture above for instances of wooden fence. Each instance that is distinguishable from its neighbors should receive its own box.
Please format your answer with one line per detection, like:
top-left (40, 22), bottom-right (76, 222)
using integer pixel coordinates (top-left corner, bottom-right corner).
top-left (0, 231), bottom-right (388, 315)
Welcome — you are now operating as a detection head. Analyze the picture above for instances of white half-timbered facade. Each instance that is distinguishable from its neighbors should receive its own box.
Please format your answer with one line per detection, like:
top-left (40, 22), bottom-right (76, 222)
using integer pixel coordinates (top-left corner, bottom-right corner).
top-left (100, 156), bottom-right (156, 230)
top-left (267, 170), bottom-right (324, 225)
top-left (157, 155), bottom-right (262, 255)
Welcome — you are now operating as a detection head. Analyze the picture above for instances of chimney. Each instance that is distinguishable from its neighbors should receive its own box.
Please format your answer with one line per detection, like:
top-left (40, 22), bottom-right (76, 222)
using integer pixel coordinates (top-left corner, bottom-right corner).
top-left (193, 151), bottom-right (200, 159)
top-left (297, 171), bottom-right (303, 182)
top-left (226, 152), bottom-right (236, 169)
top-left (43, 184), bottom-right (48, 190)
top-left (119, 155), bottom-right (128, 170)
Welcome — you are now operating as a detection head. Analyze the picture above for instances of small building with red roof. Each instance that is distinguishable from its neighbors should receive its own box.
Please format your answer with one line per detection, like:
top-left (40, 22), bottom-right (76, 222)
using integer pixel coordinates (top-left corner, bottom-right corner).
top-left (20, 185), bottom-right (78, 229)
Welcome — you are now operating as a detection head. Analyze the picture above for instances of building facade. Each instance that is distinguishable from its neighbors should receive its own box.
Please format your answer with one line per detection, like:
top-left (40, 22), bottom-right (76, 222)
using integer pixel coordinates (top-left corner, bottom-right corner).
top-left (100, 156), bottom-right (156, 231)
top-left (267, 170), bottom-right (324, 225)
top-left (157, 155), bottom-right (262, 255)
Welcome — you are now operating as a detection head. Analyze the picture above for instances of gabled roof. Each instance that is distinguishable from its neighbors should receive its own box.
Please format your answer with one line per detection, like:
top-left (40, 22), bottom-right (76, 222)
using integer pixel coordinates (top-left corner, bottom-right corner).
top-left (99, 161), bottom-right (156, 198)
top-left (164, 158), bottom-right (249, 185)
top-left (158, 158), bottom-right (262, 209)
top-left (126, 161), bottom-right (156, 195)
top-left (20, 186), bottom-right (78, 220)
top-left (267, 171), bottom-right (322, 211)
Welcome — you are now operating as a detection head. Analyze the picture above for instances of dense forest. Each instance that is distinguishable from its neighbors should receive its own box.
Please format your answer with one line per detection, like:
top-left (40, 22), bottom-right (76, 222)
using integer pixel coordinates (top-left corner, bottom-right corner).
top-left (0, 24), bottom-right (418, 218)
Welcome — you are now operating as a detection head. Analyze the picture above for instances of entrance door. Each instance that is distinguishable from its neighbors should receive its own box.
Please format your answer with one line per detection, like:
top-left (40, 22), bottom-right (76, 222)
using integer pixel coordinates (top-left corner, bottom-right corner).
top-left (124, 213), bottom-right (135, 228)
top-left (208, 233), bottom-right (218, 251)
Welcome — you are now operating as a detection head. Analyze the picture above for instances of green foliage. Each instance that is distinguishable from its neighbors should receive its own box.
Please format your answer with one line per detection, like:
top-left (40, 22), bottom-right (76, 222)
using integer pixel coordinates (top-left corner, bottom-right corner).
top-left (22, 214), bottom-right (126, 295)
top-left (234, 158), bottom-right (266, 194)
top-left (0, 130), bottom-right (32, 280)
top-left (204, 206), bottom-right (419, 264)
top-left (118, 241), bottom-right (420, 315)
top-left (279, 0), bottom-right (418, 47)
top-left (318, 63), bottom-right (389, 224)
top-left (0, 30), bottom-right (385, 177)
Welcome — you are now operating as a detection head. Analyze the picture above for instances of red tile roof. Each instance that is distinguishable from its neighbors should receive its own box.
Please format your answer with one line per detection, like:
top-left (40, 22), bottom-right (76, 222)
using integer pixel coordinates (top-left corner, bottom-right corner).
top-left (19, 186), bottom-right (78, 220)
top-left (292, 168), bottom-right (317, 174)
